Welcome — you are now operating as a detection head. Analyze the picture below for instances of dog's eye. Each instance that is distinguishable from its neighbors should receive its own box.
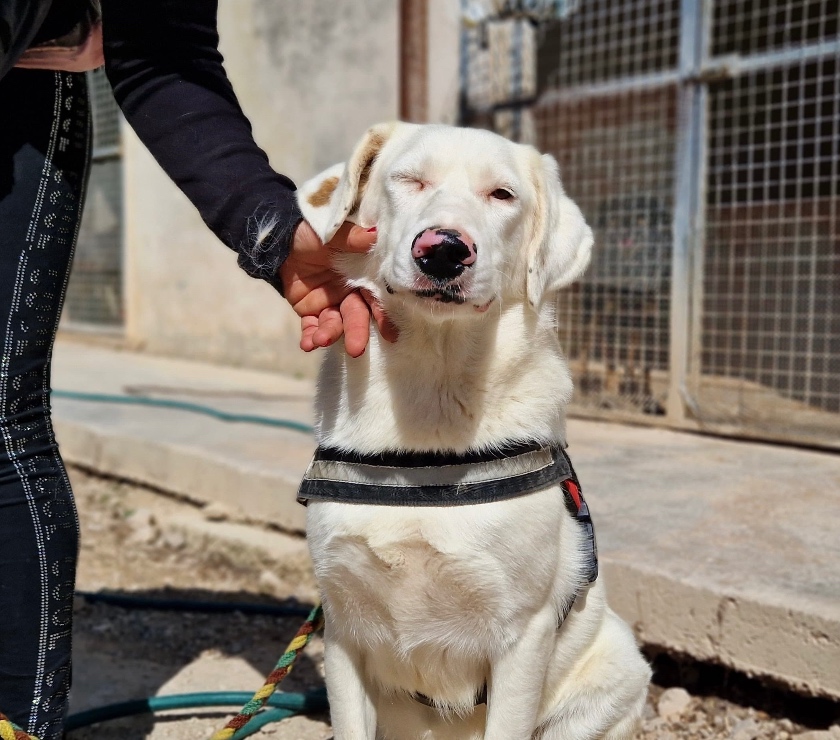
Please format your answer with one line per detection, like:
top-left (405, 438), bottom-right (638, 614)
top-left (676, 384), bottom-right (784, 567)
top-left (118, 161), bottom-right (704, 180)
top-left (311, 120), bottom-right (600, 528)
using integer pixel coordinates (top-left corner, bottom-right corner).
top-left (490, 188), bottom-right (514, 200)
top-left (393, 173), bottom-right (427, 191)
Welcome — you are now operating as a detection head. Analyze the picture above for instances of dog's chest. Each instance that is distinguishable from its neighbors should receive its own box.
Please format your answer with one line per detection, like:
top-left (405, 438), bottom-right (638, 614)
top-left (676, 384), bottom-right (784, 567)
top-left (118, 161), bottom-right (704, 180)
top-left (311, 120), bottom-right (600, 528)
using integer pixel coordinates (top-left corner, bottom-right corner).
top-left (307, 492), bottom-right (565, 695)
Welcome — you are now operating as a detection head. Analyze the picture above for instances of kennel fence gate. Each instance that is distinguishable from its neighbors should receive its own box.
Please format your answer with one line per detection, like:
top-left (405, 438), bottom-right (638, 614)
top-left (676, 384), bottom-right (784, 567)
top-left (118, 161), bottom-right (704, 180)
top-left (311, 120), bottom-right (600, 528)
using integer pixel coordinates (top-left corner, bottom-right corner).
top-left (459, 0), bottom-right (840, 449)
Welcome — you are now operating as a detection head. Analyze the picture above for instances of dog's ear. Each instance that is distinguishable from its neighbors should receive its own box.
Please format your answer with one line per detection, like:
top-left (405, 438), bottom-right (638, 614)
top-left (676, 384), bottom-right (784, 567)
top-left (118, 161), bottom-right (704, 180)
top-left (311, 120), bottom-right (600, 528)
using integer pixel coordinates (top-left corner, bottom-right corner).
top-left (525, 153), bottom-right (593, 310)
top-left (298, 122), bottom-right (398, 243)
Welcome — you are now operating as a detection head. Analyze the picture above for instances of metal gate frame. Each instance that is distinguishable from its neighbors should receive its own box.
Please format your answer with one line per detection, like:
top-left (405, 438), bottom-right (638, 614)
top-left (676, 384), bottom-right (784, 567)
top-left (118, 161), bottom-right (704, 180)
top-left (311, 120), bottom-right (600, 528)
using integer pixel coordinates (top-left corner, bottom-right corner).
top-left (673, 0), bottom-right (840, 445)
top-left (459, 0), bottom-right (840, 449)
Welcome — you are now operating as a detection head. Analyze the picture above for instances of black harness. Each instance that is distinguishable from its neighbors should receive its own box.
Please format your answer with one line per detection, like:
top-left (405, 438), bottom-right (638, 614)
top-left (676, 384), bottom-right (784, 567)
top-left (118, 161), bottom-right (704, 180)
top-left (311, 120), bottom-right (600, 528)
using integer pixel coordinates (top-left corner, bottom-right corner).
top-left (297, 442), bottom-right (599, 708)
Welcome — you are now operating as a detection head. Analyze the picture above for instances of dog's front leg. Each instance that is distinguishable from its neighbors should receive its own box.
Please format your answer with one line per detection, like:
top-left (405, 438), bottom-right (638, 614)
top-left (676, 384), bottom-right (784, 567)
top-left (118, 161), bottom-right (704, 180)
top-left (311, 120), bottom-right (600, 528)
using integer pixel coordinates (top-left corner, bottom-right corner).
top-left (323, 628), bottom-right (377, 740)
top-left (484, 608), bottom-right (557, 740)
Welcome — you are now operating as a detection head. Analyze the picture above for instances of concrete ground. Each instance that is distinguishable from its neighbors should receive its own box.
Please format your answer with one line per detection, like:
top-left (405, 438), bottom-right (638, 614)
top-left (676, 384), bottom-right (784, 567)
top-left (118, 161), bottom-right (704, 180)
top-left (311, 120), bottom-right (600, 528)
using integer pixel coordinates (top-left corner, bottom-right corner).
top-left (67, 467), bottom-right (331, 739)
top-left (51, 338), bottom-right (840, 703)
top-left (66, 468), bottom-right (835, 740)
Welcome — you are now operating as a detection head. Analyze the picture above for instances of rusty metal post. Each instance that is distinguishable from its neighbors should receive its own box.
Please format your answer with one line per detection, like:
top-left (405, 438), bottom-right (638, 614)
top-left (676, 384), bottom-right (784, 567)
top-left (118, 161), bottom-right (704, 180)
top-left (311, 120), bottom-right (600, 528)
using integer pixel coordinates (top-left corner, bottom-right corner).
top-left (400, 0), bottom-right (429, 122)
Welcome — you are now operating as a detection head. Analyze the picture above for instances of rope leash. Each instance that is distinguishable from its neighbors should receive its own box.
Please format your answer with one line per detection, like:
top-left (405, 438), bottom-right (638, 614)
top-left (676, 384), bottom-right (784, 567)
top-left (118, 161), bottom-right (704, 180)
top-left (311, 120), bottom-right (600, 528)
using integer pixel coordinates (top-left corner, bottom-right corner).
top-left (210, 602), bottom-right (324, 740)
top-left (0, 713), bottom-right (37, 740)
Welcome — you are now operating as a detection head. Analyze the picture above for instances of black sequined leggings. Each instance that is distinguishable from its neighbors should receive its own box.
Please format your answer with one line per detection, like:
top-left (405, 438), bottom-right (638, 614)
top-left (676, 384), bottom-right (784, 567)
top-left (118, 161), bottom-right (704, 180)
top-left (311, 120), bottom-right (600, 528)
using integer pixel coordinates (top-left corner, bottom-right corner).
top-left (0, 68), bottom-right (90, 739)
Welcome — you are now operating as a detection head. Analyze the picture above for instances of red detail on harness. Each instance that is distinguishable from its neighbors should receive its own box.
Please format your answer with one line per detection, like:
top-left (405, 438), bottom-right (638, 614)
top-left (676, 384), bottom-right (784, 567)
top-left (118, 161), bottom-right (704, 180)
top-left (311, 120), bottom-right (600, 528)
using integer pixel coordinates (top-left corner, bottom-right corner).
top-left (564, 479), bottom-right (582, 511)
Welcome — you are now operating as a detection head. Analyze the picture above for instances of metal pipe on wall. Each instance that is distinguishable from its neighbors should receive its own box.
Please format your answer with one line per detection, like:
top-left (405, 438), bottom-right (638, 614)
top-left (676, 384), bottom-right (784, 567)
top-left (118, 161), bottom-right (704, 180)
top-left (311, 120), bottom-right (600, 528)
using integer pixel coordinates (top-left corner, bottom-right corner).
top-left (400, 0), bottom-right (429, 122)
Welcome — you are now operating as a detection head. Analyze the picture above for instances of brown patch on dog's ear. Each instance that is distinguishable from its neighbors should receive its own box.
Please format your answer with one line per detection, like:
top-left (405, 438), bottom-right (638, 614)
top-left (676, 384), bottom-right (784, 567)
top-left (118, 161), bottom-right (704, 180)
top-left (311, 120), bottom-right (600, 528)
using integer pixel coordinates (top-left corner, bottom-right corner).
top-left (302, 122), bottom-right (399, 242)
top-left (351, 131), bottom-right (388, 214)
top-left (306, 176), bottom-right (340, 207)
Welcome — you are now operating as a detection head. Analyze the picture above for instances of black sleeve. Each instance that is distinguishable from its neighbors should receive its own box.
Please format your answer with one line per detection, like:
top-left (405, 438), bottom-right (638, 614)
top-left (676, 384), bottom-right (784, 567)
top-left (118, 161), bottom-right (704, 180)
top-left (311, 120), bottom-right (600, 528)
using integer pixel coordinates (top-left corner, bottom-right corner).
top-left (100, 0), bottom-right (303, 292)
top-left (0, 0), bottom-right (53, 79)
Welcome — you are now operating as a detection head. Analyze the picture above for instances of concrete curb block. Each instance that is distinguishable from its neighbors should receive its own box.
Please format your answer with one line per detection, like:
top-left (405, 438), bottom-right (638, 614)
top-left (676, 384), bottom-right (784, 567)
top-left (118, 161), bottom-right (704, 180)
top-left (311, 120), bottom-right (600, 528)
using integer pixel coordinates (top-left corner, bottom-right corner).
top-left (604, 559), bottom-right (840, 700)
top-left (54, 418), bottom-right (308, 533)
top-left (163, 514), bottom-right (319, 600)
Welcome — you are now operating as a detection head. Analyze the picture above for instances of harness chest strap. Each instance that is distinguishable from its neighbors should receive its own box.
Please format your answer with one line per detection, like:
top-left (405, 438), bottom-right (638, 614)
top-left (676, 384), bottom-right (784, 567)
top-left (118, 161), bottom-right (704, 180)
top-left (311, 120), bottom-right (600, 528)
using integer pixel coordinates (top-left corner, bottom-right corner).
top-left (297, 443), bottom-right (598, 593)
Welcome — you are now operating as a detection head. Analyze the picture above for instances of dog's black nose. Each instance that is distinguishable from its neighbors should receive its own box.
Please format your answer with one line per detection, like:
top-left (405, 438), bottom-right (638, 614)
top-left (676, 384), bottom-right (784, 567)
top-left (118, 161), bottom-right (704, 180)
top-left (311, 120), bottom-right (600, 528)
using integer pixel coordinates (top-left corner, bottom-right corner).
top-left (412, 228), bottom-right (477, 281)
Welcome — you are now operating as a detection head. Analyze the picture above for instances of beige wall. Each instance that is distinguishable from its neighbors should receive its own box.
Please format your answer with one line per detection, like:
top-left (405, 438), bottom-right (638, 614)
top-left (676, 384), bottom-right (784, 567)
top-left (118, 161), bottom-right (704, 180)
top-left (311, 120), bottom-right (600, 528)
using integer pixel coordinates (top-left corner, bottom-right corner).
top-left (123, 0), bottom-right (401, 376)
top-left (123, 0), bottom-right (463, 375)
top-left (427, 0), bottom-right (462, 125)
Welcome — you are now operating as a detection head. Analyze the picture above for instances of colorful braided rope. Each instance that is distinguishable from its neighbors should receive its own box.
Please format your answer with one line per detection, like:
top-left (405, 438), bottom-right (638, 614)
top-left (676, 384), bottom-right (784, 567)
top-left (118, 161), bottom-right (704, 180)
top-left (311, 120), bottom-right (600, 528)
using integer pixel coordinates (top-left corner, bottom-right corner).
top-left (210, 602), bottom-right (325, 740)
top-left (0, 713), bottom-right (38, 740)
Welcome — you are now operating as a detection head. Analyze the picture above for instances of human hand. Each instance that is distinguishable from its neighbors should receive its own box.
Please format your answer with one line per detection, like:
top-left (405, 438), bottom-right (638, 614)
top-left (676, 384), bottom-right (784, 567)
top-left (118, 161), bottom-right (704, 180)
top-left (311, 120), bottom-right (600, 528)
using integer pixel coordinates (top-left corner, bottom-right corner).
top-left (280, 221), bottom-right (398, 357)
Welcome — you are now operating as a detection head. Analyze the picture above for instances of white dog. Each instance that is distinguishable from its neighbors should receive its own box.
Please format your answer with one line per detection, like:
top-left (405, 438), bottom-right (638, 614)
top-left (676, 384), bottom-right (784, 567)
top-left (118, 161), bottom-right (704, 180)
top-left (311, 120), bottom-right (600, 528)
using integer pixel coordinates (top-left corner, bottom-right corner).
top-left (296, 122), bottom-right (651, 740)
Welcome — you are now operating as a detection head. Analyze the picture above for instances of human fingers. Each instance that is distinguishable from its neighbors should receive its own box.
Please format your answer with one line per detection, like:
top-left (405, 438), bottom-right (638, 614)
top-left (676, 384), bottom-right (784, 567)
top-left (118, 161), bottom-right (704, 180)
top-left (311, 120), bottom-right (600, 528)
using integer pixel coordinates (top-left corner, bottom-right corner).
top-left (309, 307), bottom-right (346, 349)
top-left (339, 291), bottom-right (372, 358)
top-left (300, 315), bottom-right (321, 352)
top-left (292, 220), bottom-right (374, 260)
top-left (340, 225), bottom-right (378, 253)
top-left (287, 277), bottom-right (354, 318)
top-left (360, 289), bottom-right (398, 343)
top-left (282, 267), bottom-right (338, 308)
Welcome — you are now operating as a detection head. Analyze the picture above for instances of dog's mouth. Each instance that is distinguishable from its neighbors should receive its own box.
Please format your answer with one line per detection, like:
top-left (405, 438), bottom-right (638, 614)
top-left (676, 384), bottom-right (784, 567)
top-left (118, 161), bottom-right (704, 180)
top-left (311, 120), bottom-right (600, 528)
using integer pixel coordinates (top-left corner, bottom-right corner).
top-left (414, 286), bottom-right (467, 304)
top-left (385, 281), bottom-right (494, 312)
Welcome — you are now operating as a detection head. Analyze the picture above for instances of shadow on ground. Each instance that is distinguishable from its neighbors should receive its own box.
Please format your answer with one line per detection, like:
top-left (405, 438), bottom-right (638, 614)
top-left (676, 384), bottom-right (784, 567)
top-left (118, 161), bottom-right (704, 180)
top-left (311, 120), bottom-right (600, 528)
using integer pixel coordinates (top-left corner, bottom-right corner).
top-left (70, 587), bottom-right (330, 739)
top-left (645, 646), bottom-right (840, 729)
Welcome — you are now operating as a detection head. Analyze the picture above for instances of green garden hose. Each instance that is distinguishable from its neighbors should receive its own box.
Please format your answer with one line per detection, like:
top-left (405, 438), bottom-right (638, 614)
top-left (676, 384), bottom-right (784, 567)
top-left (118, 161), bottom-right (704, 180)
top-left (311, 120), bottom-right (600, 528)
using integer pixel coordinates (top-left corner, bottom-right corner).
top-left (65, 689), bottom-right (328, 739)
top-left (52, 389), bottom-right (315, 434)
top-left (59, 595), bottom-right (326, 737)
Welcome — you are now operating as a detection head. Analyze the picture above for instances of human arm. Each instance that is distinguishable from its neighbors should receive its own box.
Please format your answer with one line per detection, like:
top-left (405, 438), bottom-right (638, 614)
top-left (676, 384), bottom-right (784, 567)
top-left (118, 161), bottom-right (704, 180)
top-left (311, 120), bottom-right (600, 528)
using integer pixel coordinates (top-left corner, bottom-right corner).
top-left (101, 0), bottom-right (299, 292)
top-left (100, 0), bottom-right (394, 352)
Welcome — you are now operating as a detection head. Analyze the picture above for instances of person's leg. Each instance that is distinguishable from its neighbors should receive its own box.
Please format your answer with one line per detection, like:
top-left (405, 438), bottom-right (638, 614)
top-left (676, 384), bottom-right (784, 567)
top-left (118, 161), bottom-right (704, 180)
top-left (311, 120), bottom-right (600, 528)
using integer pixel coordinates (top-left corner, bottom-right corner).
top-left (0, 68), bottom-right (91, 739)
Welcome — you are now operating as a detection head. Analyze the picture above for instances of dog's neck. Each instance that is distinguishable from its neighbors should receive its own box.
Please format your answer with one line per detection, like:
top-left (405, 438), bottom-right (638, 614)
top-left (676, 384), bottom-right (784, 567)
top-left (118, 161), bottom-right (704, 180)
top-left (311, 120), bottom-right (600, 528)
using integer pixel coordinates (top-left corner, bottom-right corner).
top-left (314, 301), bottom-right (573, 455)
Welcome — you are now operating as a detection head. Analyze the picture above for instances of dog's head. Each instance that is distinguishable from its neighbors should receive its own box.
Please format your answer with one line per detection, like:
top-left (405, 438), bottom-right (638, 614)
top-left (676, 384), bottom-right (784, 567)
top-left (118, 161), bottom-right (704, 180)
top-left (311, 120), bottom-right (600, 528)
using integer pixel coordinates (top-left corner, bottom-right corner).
top-left (298, 122), bottom-right (592, 318)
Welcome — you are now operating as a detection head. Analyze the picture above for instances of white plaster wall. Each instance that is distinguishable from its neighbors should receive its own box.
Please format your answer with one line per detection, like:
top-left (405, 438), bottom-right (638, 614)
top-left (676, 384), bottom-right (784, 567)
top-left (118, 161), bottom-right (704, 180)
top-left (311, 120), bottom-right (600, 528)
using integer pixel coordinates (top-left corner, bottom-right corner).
top-left (123, 0), bottom-right (400, 376)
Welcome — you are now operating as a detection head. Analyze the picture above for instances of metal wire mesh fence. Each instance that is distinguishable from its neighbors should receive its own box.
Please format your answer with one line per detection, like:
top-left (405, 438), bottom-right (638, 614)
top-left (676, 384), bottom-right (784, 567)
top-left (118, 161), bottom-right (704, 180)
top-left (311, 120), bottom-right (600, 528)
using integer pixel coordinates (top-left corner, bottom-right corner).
top-left (540, 91), bottom-right (675, 416)
top-left (63, 67), bottom-right (123, 328)
top-left (459, 0), bottom-right (840, 448)
top-left (699, 50), bottom-right (839, 442)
